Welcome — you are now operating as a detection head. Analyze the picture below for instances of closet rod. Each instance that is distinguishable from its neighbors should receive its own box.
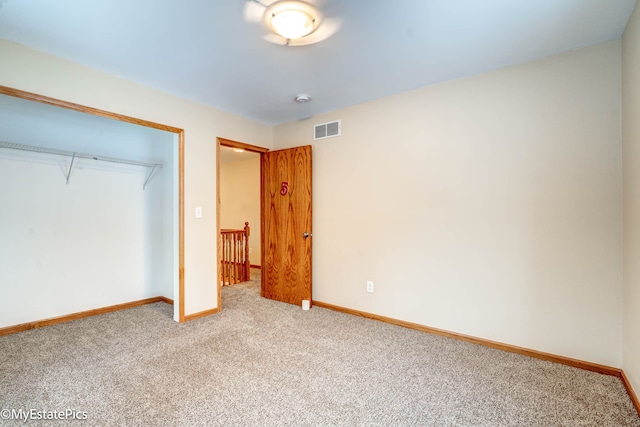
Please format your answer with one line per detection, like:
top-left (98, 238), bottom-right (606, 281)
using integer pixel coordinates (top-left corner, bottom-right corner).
top-left (0, 141), bottom-right (163, 189)
top-left (0, 141), bottom-right (162, 168)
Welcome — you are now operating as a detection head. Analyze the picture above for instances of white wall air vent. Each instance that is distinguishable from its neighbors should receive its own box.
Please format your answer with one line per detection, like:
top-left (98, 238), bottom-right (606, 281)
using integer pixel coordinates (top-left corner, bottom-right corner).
top-left (314, 120), bottom-right (341, 141)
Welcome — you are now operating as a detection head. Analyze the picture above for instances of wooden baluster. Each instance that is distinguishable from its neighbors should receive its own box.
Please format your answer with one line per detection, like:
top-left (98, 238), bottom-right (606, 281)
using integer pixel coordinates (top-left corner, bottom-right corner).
top-left (239, 231), bottom-right (243, 282)
top-left (235, 230), bottom-right (239, 283)
top-left (223, 233), bottom-right (229, 286)
top-left (237, 231), bottom-right (242, 283)
top-left (229, 233), bottom-right (233, 284)
top-left (221, 233), bottom-right (225, 286)
top-left (227, 233), bottom-right (231, 285)
top-left (231, 232), bottom-right (238, 285)
top-left (229, 234), bottom-right (232, 285)
top-left (228, 232), bottom-right (232, 285)
top-left (238, 231), bottom-right (242, 283)
top-left (244, 222), bottom-right (250, 282)
top-left (240, 231), bottom-right (244, 282)
top-left (228, 234), bottom-right (231, 285)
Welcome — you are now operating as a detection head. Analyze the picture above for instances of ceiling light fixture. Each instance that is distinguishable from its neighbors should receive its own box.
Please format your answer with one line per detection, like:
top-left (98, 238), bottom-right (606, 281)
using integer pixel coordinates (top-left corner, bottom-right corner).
top-left (265, 1), bottom-right (318, 40)
top-left (243, 0), bottom-right (342, 46)
top-left (233, 148), bottom-right (245, 153)
top-left (295, 94), bottom-right (311, 103)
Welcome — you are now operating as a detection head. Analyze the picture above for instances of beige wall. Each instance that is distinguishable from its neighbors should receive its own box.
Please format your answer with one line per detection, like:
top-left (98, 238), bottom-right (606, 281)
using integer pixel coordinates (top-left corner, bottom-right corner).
top-left (274, 41), bottom-right (623, 367)
top-left (623, 2), bottom-right (640, 399)
top-left (0, 40), bottom-right (273, 318)
top-left (220, 157), bottom-right (261, 265)
top-left (1, 33), bottom-right (634, 378)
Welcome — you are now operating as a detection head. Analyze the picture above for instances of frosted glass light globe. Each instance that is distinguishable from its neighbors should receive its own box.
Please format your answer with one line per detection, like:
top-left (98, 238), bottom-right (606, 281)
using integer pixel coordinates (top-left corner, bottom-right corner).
top-left (271, 9), bottom-right (314, 39)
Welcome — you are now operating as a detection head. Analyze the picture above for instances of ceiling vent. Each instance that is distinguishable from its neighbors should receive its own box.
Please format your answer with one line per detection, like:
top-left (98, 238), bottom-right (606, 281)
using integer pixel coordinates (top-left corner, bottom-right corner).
top-left (314, 120), bottom-right (341, 140)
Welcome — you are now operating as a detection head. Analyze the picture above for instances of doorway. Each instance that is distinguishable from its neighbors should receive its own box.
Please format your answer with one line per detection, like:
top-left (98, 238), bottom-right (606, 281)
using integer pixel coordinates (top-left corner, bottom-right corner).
top-left (216, 138), bottom-right (313, 312)
top-left (216, 137), bottom-right (268, 309)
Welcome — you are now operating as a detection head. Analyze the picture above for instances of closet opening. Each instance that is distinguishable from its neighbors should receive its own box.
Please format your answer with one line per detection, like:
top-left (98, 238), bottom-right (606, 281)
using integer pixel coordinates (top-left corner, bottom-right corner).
top-left (0, 86), bottom-right (184, 327)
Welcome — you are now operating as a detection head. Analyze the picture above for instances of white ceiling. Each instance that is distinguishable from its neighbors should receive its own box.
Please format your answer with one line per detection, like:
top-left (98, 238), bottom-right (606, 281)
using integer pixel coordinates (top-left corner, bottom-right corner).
top-left (0, 0), bottom-right (636, 126)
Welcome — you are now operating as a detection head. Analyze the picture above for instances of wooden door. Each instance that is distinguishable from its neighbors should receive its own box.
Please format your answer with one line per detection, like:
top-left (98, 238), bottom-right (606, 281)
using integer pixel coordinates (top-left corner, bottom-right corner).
top-left (261, 145), bottom-right (312, 306)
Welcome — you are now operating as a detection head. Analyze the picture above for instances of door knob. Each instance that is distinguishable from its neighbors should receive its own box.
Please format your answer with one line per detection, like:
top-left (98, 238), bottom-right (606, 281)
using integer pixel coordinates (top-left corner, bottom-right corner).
top-left (303, 232), bottom-right (312, 238)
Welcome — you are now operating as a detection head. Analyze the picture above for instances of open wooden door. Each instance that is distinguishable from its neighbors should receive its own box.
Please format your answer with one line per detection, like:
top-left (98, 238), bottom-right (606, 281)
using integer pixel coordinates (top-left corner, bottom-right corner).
top-left (261, 145), bottom-right (312, 306)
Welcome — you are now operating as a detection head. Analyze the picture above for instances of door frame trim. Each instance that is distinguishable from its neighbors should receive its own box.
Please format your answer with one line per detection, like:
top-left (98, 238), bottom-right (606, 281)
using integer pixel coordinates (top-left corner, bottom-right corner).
top-left (0, 85), bottom-right (186, 322)
top-left (216, 137), bottom-right (269, 311)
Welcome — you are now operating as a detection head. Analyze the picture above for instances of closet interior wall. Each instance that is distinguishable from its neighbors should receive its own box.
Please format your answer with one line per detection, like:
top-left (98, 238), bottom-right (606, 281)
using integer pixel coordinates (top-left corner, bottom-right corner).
top-left (0, 94), bottom-right (175, 328)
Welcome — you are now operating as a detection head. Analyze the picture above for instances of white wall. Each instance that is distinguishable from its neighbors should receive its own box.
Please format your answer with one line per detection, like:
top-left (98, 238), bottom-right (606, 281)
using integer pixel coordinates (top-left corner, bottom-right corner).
top-left (0, 154), bottom-right (152, 326)
top-left (623, 2), bottom-right (640, 399)
top-left (274, 41), bottom-right (623, 367)
top-left (220, 154), bottom-right (261, 265)
top-left (0, 93), bottom-right (175, 327)
top-left (148, 129), bottom-right (176, 301)
top-left (0, 39), bottom-right (273, 318)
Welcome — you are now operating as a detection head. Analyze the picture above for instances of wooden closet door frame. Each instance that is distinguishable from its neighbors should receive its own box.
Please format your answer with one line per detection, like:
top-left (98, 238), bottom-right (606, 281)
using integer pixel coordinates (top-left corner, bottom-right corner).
top-left (0, 85), bottom-right (187, 322)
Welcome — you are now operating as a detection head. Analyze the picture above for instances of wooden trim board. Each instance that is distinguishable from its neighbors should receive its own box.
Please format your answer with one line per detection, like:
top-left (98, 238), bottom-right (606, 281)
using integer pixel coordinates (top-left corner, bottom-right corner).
top-left (622, 371), bottom-right (640, 416)
top-left (313, 301), bottom-right (640, 416)
top-left (178, 130), bottom-right (185, 322)
top-left (159, 297), bottom-right (174, 305)
top-left (312, 301), bottom-right (620, 376)
top-left (250, 264), bottom-right (262, 269)
top-left (0, 85), bottom-right (182, 133)
top-left (0, 297), bottom-right (172, 336)
top-left (216, 138), bottom-right (222, 312)
top-left (218, 137), bottom-right (270, 153)
top-left (184, 307), bottom-right (220, 322)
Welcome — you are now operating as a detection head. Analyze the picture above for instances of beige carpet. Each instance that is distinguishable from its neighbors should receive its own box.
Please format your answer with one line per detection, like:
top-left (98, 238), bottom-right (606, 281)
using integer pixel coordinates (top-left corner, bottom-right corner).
top-left (1, 270), bottom-right (639, 426)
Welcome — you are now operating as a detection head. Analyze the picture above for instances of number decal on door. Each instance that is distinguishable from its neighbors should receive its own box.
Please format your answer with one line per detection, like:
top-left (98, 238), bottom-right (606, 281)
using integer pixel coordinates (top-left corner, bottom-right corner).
top-left (280, 181), bottom-right (289, 196)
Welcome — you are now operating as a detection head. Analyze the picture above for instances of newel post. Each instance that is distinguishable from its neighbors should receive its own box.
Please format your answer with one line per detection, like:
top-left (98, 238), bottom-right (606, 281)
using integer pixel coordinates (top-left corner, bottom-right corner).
top-left (244, 222), bottom-right (251, 281)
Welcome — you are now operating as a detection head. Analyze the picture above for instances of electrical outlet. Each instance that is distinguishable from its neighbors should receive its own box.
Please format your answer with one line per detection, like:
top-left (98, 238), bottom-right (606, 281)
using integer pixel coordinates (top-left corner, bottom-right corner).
top-left (195, 207), bottom-right (203, 219)
top-left (367, 281), bottom-right (374, 293)
top-left (249, 248), bottom-right (252, 254)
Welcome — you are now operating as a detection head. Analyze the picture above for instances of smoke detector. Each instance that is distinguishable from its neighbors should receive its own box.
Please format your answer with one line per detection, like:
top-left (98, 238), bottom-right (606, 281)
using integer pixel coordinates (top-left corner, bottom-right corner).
top-left (295, 94), bottom-right (311, 103)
